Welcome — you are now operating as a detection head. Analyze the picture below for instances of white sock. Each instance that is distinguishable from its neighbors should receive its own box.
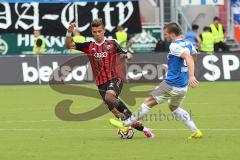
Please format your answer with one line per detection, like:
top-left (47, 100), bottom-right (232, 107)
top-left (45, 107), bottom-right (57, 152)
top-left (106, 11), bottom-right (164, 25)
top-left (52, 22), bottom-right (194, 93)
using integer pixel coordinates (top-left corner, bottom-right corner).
top-left (124, 103), bottom-right (151, 126)
top-left (173, 107), bottom-right (198, 132)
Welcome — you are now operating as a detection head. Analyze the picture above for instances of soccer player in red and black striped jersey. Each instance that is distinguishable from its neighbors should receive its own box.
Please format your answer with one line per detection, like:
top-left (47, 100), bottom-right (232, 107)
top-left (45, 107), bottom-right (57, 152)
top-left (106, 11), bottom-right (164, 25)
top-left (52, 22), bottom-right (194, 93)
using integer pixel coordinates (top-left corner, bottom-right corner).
top-left (65, 18), bottom-right (154, 138)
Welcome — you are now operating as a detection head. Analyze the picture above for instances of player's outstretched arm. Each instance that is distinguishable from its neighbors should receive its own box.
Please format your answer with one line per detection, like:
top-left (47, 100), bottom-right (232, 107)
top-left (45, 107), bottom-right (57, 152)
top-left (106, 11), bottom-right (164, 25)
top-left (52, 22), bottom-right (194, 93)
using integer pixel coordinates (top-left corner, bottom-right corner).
top-left (181, 52), bottom-right (199, 88)
top-left (65, 22), bottom-right (77, 49)
top-left (114, 40), bottom-right (133, 60)
top-left (126, 52), bottom-right (133, 60)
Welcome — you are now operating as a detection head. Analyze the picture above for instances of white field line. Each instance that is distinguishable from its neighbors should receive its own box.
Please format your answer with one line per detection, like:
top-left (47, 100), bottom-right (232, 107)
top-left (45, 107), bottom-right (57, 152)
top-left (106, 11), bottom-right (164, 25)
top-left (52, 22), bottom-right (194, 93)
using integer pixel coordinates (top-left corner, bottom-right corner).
top-left (0, 102), bottom-right (232, 111)
top-left (0, 114), bottom-right (240, 124)
top-left (0, 128), bottom-right (240, 132)
top-left (0, 120), bottom-right (60, 123)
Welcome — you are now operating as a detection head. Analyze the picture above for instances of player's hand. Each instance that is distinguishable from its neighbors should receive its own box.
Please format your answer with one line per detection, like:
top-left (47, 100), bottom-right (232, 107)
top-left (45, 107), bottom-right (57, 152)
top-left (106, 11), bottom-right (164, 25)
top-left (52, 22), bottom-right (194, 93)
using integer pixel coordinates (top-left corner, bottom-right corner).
top-left (68, 22), bottom-right (76, 33)
top-left (119, 53), bottom-right (133, 60)
top-left (189, 76), bottom-right (199, 88)
top-left (119, 54), bottom-right (128, 59)
top-left (126, 52), bottom-right (133, 60)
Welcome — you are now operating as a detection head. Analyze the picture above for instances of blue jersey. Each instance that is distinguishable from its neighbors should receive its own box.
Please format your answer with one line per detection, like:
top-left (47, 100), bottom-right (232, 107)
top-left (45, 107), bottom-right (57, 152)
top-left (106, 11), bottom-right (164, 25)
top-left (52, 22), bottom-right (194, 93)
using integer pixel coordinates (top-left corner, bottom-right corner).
top-left (165, 39), bottom-right (197, 87)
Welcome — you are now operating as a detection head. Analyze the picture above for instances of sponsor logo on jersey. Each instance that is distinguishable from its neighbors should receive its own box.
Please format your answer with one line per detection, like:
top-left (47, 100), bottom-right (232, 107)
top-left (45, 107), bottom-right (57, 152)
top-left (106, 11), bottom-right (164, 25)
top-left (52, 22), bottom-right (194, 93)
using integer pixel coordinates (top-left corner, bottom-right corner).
top-left (93, 52), bottom-right (108, 58)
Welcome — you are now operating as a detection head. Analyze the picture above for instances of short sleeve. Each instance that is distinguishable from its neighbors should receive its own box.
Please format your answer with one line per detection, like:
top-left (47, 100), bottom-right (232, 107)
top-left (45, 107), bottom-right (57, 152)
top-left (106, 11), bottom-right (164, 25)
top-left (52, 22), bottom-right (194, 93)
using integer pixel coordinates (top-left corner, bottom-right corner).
top-left (75, 42), bottom-right (90, 53)
top-left (169, 43), bottom-right (189, 57)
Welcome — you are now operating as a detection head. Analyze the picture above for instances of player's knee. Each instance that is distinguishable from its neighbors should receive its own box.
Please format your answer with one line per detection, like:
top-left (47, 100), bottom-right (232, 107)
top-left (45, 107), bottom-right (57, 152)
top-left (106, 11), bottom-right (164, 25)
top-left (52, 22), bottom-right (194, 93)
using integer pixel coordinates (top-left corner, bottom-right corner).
top-left (104, 93), bottom-right (115, 103)
top-left (104, 93), bottom-right (117, 110)
top-left (144, 96), bottom-right (157, 107)
top-left (106, 90), bottom-right (117, 97)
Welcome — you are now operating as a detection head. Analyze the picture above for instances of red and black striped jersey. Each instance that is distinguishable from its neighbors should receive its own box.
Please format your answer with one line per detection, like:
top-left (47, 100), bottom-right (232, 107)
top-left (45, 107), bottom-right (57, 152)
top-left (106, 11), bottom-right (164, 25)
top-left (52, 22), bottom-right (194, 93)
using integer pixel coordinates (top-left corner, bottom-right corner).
top-left (75, 39), bottom-right (127, 86)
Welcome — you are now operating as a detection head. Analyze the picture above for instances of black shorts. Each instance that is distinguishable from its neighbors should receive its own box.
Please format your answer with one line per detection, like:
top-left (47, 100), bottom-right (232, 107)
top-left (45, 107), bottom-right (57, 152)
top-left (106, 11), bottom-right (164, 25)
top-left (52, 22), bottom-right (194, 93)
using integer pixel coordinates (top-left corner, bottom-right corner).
top-left (98, 78), bottom-right (123, 99)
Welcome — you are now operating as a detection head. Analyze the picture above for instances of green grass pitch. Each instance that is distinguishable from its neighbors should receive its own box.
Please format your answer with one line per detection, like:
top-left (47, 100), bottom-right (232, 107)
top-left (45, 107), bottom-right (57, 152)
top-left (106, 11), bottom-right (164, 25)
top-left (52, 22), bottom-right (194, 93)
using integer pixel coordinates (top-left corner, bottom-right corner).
top-left (0, 82), bottom-right (240, 160)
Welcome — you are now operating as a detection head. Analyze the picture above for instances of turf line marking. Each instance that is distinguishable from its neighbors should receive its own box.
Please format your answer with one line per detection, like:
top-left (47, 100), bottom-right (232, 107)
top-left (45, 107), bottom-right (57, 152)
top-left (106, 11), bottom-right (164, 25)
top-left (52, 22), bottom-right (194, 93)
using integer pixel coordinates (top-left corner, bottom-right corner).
top-left (0, 120), bottom-right (59, 123)
top-left (0, 128), bottom-right (240, 132)
top-left (1, 114), bottom-right (240, 123)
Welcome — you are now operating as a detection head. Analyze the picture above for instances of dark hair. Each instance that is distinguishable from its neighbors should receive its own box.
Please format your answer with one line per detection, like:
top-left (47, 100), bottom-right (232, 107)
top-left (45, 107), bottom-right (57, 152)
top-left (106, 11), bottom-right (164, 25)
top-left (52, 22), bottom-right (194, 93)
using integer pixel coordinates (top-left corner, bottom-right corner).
top-left (91, 18), bottom-right (105, 28)
top-left (213, 16), bottom-right (220, 21)
top-left (203, 26), bottom-right (211, 31)
top-left (117, 26), bottom-right (124, 31)
top-left (192, 24), bottom-right (199, 30)
top-left (164, 22), bottom-right (182, 36)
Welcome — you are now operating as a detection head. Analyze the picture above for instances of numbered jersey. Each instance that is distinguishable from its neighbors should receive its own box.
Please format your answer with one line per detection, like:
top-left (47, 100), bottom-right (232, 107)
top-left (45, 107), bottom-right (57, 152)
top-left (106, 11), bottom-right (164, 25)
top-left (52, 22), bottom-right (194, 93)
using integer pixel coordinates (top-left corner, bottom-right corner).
top-left (166, 39), bottom-right (197, 87)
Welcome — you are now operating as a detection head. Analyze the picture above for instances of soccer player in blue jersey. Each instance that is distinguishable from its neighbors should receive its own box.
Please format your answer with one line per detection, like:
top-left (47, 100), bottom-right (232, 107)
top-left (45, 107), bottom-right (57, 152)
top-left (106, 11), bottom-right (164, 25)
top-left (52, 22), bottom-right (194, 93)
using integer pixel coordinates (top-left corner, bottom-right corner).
top-left (110, 22), bottom-right (202, 139)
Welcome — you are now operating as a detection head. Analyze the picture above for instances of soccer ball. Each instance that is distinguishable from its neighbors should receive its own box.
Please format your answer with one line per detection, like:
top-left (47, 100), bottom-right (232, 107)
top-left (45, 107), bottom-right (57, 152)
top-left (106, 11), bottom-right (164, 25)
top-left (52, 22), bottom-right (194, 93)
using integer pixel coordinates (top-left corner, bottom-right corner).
top-left (117, 128), bottom-right (134, 139)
